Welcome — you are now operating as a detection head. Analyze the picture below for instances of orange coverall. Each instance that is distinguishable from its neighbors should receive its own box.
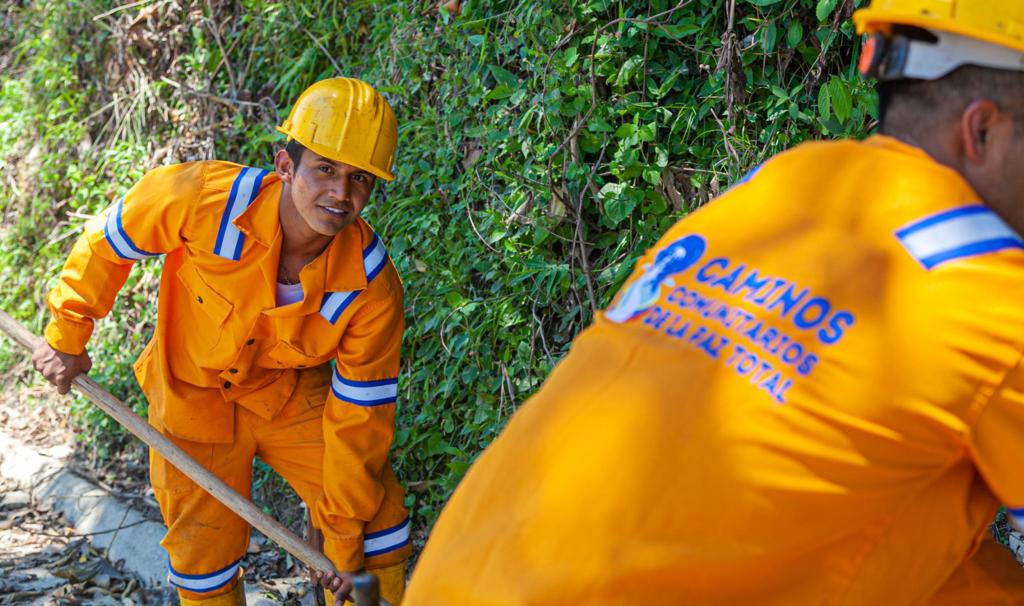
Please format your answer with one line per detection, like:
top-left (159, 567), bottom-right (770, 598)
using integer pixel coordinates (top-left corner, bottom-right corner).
top-left (405, 136), bottom-right (1024, 605)
top-left (45, 161), bottom-right (411, 596)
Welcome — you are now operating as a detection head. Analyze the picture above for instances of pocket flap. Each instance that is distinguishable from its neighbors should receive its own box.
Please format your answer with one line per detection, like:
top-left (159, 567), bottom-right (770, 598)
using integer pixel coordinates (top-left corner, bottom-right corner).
top-left (176, 262), bottom-right (234, 327)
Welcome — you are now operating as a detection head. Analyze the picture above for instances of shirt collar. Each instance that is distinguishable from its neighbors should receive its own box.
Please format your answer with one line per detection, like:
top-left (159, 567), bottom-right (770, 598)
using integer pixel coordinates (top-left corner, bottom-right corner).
top-left (233, 174), bottom-right (282, 248)
top-left (235, 179), bottom-right (373, 312)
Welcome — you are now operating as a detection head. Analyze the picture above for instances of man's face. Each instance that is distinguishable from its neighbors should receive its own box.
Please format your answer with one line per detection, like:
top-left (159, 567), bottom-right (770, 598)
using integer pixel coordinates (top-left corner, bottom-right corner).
top-left (276, 148), bottom-right (376, 238)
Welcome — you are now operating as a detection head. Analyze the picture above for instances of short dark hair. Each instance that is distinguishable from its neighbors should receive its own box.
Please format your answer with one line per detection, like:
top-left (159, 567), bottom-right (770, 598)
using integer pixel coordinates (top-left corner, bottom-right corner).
top-left (879, 67), bottom-right (1024, 139)
top-left (284, 139), bottom-right (306, 166)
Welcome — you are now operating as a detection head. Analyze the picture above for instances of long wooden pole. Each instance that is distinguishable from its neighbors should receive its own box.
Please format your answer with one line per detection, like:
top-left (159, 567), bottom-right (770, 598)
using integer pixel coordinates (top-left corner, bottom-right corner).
top-left (0, 310), bottom-right (337, 574)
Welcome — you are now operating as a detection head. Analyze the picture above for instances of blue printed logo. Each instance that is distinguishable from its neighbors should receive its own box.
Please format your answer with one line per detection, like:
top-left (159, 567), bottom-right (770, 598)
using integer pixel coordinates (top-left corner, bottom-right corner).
top-left (606, 234), bottom-right (706, 323)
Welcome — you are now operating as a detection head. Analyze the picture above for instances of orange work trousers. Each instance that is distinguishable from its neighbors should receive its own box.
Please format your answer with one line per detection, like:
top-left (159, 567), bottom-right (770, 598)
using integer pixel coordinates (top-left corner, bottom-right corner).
top-left (149, 366), bottom-right (408, 599)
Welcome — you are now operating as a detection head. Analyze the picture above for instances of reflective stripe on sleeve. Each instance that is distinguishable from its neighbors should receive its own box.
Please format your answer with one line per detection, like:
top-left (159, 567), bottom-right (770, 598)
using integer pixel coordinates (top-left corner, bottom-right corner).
top-left (364, 517), bottom-right (411, 557)
top-left (331, 368), bottom-right (398, 407)
top-left (214, 167), bottom-right (268, 260)
top-left (319, 231), bottom-right (392, 325)
top-left (363, 233), bottom-right (388, 282)
top-left (320, 290), bottom-right (359, 324)
top-left (896, 205), bottom-right (1024, 270)
top-left (103, 197), bottom-right (159, 261)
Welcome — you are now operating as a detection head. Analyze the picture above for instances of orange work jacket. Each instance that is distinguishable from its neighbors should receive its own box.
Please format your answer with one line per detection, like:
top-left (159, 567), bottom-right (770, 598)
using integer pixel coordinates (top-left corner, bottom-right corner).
top-left (405, 136), bottom-right (1024, 605)
top-left (44, 160), bottom-right (405, 571)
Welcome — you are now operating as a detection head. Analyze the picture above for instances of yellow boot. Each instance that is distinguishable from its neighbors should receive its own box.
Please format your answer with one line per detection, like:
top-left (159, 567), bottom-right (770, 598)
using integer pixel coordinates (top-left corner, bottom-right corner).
top-left (178, 578), bottom-right (246, 606)
top-left (372, 561), bottom-right (406, 605)
top-left (324, 562), bottom-right (406, 605)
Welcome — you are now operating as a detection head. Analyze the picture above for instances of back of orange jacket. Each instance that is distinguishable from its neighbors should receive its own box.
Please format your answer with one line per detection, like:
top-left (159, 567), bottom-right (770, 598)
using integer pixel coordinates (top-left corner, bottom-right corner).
top-left (405, 136), bottom-right (1024, 605)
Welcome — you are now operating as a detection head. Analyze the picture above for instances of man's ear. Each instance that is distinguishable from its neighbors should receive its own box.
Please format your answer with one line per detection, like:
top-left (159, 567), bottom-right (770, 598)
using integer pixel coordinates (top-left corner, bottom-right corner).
top-left (960, 100), bottom-right (1002, 164)
top-left (274, 149), bottom-right (294, 184)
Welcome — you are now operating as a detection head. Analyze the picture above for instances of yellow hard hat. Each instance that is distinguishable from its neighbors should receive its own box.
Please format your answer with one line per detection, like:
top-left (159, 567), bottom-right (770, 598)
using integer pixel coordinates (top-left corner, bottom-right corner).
top-left (854, 1), bottom-right (1024, 80)
top-left (277, 78), bottom-right (398, 181)
top-left (854, 0), bottom-right (1024, 53)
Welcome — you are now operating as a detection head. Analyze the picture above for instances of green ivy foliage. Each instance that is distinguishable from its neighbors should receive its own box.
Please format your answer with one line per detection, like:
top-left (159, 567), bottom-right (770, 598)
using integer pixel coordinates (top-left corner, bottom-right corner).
top-left (0, 0), bottom-right (874, 529)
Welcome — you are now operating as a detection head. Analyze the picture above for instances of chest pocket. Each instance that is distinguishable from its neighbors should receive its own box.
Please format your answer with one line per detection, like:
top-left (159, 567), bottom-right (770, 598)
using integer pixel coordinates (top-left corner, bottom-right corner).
top-left (176, 262), bottom-right (234, 351)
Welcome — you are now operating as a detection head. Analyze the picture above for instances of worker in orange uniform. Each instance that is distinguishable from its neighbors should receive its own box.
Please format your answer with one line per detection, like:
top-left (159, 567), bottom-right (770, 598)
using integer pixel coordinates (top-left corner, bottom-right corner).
top-left (32, 78), bottom-right (411, 605)
top-left (405, 2), bottom-right (1024, 604)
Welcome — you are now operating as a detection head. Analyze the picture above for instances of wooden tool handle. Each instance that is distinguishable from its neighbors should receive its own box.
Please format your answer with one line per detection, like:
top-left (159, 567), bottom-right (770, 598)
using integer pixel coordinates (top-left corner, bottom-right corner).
top-left (0, 310), bottom-right (337, 573)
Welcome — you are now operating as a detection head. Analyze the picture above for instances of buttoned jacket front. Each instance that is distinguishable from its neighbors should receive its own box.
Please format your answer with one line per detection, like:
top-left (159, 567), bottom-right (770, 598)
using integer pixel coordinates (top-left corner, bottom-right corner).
top-left (45, 160), bottom-right (407, 570)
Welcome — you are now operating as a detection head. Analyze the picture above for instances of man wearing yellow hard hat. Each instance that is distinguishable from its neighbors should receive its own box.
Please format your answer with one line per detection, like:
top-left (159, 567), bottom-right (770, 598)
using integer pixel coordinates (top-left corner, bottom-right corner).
top-left (32, 78), bottom-right (410, 605)
top-left (405, 1), bottom-right (1024, 604)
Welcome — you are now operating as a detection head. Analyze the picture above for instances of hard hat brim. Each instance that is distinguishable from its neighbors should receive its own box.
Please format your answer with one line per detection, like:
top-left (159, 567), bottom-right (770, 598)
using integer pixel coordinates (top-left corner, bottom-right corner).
top-left (854, 8), bottom-right (1024, 53)
top-left (277, 127), bottom-right (396, 182)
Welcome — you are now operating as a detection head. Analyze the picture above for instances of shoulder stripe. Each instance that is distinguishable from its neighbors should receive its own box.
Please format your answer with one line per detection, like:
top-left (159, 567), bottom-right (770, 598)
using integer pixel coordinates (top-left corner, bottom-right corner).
top-left (331, 367), bottom-right (398, 406)
top-left (895, 205), bottom-right (1024, 270)
top-left (214, 167), bottom-right (268, 260)
top-left (103, 197), bottom-right (159, 261)
top-left (318, 231), bottom-right (391, 325)
top-left (363, 233), bottom-right (388, 282)
top-left (319, 290), bottom-right (359, 324)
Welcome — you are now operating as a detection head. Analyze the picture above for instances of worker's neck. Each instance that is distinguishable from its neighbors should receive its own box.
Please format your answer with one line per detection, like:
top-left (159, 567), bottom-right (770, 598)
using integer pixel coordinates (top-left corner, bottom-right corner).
top-left (278, 190), bottom-right (332, 260)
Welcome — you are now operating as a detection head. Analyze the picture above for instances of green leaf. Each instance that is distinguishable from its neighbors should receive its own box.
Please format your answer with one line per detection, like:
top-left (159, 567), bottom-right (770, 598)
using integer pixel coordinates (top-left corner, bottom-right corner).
top-left (615, 123), bottom-right (637, 138)
top-left (489, 64), bottom-right (518, 87)
top-left (600, 183), bottom-right (643, 226)
top-left (564, 47), bottom-right (579, 67)
top-left (484, 84), bottom-right (514, 101)
top-left (816, 0), bottom-right (840, 22)
top-left (589, 117), bottom-right (615, 133)
top-left (817, 84), bottom-right (831, 121)
top-left (828, 78), bottom-right (852, 122)
top-left (786, 21), bottom-right (803, 48)
top-left (761, 22), bottom-right (778, 54)
top-left (637, 122), bottom-right (657, 142)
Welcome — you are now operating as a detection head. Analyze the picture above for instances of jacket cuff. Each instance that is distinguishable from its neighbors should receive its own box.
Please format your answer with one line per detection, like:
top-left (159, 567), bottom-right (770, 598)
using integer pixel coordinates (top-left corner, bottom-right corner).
top-left (323, 536), bottom-right (364, 573)
top-left (44, 316), bottom-right (92, 355)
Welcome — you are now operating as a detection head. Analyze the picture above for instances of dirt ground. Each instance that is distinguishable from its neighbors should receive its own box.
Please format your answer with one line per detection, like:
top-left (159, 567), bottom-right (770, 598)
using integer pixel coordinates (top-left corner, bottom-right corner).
top-left (0, 370), bottom-right (317, 605)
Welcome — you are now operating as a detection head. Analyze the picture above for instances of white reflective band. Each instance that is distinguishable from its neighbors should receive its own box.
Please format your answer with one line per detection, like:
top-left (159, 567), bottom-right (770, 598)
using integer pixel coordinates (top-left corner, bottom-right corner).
top-left (214, 167), bottom-right (267, 260)
top-left (1008, 508), bottom-right (1024, 533)
top-left (363, 234), bottom-right (388, 281)
top-left (319, 290), bottom-right (359, 324)
top-left (103, 197), bottom-right (158, 261)
top-left (319, 232), bottom-right (390, 325)
top-left (364, 517), bottom-right (411, 557)
top-left (903, 29), bottom-right (1024, 80)
top-left (167, 559), bottom-right (240, 593)
top-left (896, 205), bottom-right (1024, 269)
top-left (331, 370), bottom-right (398, 406)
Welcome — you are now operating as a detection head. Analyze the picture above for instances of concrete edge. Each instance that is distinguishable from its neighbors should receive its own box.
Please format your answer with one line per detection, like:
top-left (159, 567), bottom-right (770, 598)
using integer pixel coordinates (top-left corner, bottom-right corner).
top-left (0, 428), bottom-right (312, 604)
top-left (0, 428), bottom-right (168, 585)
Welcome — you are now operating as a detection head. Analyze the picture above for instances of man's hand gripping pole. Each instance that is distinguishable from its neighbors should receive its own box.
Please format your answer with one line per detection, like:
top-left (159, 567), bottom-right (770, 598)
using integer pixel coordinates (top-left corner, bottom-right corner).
top-left (0, 310), bottom-right (395, 605)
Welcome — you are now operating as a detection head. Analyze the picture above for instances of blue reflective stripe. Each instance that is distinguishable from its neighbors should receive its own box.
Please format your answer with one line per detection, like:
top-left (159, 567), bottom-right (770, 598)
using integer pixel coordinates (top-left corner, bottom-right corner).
top-left (1007, 507), bottom-right (1024, 517)
top-left (896, 204), bottom-right (1024, 270)
top-left (319, 231), bottom-right (391, 325)
top-left (319, 290), bottom-right (359, 324)
top-left (214, 167), bottom-right (268, 260)
top-left (102, 197), bottom-right (159, 261)
top-left (167, 557), bottom-right (241, 593)
top-left (364, 517), bottom-right (411, 557)
top-left (895, 205), bottom-right (990, 237)
top-left (363, 233), bottom-right (388, 282)
top-left (331, 367), bottom-right (398, 406)
top-left (735, 164), bottom-right (762, 186)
